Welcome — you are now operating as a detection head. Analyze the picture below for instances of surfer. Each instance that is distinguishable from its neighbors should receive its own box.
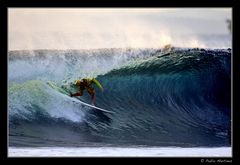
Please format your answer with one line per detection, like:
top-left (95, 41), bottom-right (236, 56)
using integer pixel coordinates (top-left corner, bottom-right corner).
top-left (70, 78), bottom-right (103, 106)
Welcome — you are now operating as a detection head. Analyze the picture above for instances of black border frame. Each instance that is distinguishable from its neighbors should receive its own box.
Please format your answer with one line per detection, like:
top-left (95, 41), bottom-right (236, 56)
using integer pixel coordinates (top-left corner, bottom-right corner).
top-left (1, 0), bottom-right (239, 163)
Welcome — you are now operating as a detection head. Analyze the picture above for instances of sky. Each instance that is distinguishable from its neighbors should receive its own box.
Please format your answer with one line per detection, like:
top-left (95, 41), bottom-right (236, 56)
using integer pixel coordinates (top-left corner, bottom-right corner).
top-left (8, 8), bottom-right (231, 50)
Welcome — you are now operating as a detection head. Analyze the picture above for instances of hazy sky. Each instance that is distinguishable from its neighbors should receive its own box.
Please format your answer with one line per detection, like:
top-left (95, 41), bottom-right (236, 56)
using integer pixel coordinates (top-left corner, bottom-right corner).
top-left (8, 8), bottom-right (231, 50)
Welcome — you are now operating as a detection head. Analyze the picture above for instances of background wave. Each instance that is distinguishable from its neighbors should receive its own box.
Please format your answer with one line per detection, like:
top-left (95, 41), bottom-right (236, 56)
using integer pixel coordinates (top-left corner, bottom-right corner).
top-left (8, 47), bottom-right (231, 147)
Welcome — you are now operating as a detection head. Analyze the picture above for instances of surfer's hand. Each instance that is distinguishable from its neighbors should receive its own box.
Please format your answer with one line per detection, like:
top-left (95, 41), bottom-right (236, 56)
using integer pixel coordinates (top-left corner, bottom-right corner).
top-left (70, 92), bottom-right (73, 97)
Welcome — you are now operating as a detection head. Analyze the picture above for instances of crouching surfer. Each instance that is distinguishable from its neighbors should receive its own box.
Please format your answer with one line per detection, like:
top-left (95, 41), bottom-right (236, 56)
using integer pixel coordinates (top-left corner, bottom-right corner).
top-left (70, 78), bottom-right (104, 106)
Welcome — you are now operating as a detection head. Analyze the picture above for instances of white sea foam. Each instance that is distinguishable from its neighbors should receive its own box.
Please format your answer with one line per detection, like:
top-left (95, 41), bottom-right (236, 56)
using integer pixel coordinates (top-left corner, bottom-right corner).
top-left (8, 147), bottom-right (231, 157)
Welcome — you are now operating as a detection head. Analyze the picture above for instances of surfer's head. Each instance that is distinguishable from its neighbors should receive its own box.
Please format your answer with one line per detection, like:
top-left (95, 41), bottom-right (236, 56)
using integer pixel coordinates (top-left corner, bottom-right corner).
top-left (82, 78), bottom-right (88, 83)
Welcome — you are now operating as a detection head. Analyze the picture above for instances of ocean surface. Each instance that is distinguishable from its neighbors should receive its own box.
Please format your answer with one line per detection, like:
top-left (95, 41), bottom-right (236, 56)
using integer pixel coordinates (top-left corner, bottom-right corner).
top-left (8, 147), bottom-right (231, 157)
top-left (8, 45), bottom-right (231, 156)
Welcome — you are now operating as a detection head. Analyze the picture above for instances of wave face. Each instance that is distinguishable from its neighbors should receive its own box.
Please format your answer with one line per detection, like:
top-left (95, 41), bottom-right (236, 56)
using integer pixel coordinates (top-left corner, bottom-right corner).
top-left (8, 48), bottom-right (231, 147)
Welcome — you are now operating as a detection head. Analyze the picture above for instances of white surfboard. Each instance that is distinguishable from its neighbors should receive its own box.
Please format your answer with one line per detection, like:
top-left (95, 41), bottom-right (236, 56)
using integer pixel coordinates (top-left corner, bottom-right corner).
top-left (68, 96), bottom-right (115, 114)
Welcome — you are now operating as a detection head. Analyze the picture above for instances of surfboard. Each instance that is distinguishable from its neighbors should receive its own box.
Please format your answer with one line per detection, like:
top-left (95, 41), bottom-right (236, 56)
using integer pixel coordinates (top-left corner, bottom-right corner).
top-left (47, 81), bottom-right (115, 114)
top-left (68, 96), bottom-right (115, 114)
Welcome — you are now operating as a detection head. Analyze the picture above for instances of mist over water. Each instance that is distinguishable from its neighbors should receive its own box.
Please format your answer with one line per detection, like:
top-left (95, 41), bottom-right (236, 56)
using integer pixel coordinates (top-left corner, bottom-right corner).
top-left (9, 8), bottom-right (231, 50)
